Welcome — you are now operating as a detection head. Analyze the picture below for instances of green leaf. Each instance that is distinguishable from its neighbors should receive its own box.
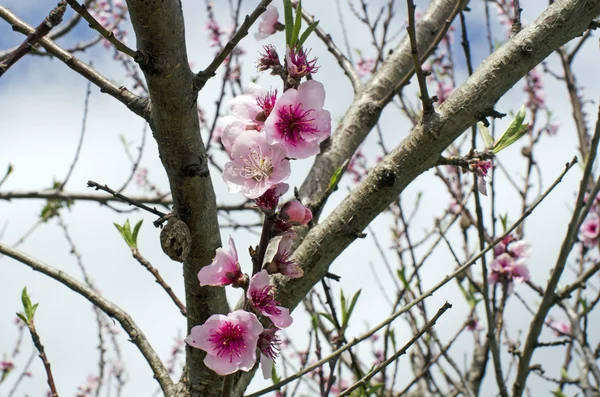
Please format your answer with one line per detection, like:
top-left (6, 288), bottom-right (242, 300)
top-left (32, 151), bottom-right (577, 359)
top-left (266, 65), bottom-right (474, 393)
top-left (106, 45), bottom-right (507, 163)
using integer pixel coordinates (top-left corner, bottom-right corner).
top-left (551, 390), bottom-right (567, 397)
top-left (16, 313), bottom-right (27, 324)
top-left (340, 289), bottom-right (347, 325)
top-left (113, 222), bottom-right (130, 247)
top-left (290, 0), bottom-right (302, 47)
top-left (328, 161), bottom-right (347, 191)
top-left (132, 220), bottom-right (143, 249)
top-left (271, 365), bottom-right (280, 383)
top-left (297, 21), bottom-right (319, 48)
top-left (318, 312), bottom-right (335, 326)
top-left (21, 287), bottom-right (36, 323)
top-left (388, 329), bottom-right (397, 350)
top-left (397, 268), bottom-right (411, 291)
top-left (499, 213), bottom-right (508, 232)
top-left (478, 122), bottom-right (493, 148)
top-left (579, 297), bottom-right (588, 313)
top-left (344, 289), bottom-right (361, 328)
top-left (311, 313), bottom-right (319, 330)
top-left (283, 0), bottom-right (294, 45)
top-left (492, 105), bottom-right (528, 154)
top-left (561, 367), bottom-right (569, 379)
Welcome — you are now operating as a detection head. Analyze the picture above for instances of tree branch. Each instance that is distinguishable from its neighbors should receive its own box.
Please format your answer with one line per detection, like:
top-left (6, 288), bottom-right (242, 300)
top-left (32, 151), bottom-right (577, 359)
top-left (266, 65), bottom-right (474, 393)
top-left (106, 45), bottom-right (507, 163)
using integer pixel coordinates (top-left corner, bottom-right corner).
top-left (299, 0), bottom-right (465, 216)
top-left (512, 101), bottom-right (600, 397)
top-left (123, 0), bottom-right (230, 395)
top-left (283, 0), bottom-right (599, 316)
top-left (0, 6), bottom-right (150, 120)
top-left (0, 243), bottom-right (176, 396)
top-left (0, 1), bottom-right (67, 77)
top-left (193, 0), bottom-right (273, 91)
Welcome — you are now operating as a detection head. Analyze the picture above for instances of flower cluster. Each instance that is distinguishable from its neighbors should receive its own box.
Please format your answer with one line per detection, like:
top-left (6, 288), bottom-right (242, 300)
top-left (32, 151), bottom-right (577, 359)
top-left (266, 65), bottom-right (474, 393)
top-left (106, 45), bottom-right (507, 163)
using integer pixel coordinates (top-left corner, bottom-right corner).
top-left (189, 236), bottom-right (300, 377)
top-left (186, 6), bottom-right (328, 378)
top-left (219, 80), bottom-right (330, 198)
top-left (489, 235), bottom-right (531, 285)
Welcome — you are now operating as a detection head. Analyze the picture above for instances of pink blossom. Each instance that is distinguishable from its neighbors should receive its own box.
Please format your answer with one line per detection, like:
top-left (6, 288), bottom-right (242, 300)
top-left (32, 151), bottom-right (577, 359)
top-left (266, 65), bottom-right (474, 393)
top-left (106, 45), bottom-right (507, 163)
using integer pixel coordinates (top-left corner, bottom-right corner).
top-left (466, 318), bottom-right (484, 332)
top-left (185, 310), bottom-right (264, 375)
top-left (0, 360), bottom-right (14, 371)
top-left (280, 200), bottom-right (312, 225)
top-left (356, 57), bottom-right (375, 77)
top-left (510, 240), bottom-right (531, 260)
top-left (76, 375), bottom-right (101, 397)
top-left (525, 68), bottom-right (545, 109)
top-left (220, 85), bottom-right (278, 154)
top-left (286, 47), bottom-right (319, 80)
top-left (472, 160), bottom-right (493, 195)
top-left (198, 237), bottom-right (245, 287)
top-left (258, 328), bottom-right (281, 379)
top-left (579, 213), bottom-right (600, 246)
top-left (255, 183), bottom-right (289, 212)
top-left (248, 270), bottom-right (293, 328)
top-left (448, 199), bottom-right (461, 215)
top-left (488, 253), bottom-right (530, 285)
top-left (206, 19), bottom-right (223, 47)
top-left (254, 5), bottom-right (279, 40)
top-left (264, 80), bottom-right (331, 159)
top-left (548, 320), bottom-right (571, 337)
top-left (546, 121), bottom-right (560, 136)
top-left (257, 45), bottom-right (282, 72)
top-left (269, 231), bottom-right (303, 278)
top-left (223, 130), bottom-right (291, 199)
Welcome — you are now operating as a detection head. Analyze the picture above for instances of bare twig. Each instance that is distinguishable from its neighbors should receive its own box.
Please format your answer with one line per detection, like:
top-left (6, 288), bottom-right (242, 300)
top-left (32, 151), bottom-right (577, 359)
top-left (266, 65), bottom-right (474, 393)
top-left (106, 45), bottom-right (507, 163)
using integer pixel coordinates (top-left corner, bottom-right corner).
top-left (0, 1), bottom-right (67, 77)
top-left (298, 4), bottom-right (361, 91)
top-left (512, 107), bottom-right (600, 397)
top-left (131, 248), bottom-right (187, 316)
top-left (194, 0), bottom-right (273, 91)
top-left (405, 0), bottom-right (433, 115)
top-left (338, 302), bottom-right (452, 397)
top-left (24, 319), bottom-right (59, 397)
top-left (245, 157), bottom-right (575, 397)
top-left (64, 0), bottom-right (138, 58)
top-left (87, 180), bottom-right (168, 219)
top-left (0, 6), bottom-right (150, 119)
top-left (59, 78), bottom-right (92, 191)
top-left (0, 243), bottom-right (176, 396)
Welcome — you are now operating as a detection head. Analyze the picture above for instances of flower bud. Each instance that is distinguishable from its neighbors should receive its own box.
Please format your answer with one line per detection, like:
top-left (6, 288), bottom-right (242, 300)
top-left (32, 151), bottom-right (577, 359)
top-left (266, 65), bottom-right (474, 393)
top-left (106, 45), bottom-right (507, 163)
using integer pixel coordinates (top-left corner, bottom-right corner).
top-left (280, 200), bottom-right (312, 225)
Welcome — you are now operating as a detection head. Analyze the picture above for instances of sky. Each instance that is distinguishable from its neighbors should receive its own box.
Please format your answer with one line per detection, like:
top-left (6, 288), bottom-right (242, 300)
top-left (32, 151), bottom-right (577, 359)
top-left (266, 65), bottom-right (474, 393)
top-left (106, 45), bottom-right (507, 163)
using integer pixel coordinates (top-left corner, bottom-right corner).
top-left (0, 0), bottom-right (599, 396)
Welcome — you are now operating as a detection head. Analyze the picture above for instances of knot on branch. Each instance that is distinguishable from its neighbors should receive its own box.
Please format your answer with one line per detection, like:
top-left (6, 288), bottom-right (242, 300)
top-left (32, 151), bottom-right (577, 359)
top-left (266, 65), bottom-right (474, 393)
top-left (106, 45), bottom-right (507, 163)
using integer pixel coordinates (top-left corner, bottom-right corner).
top-left (520, 39), bottom-right (533, 55)
top-left (375, 168), bottom-right (397, 189)
top-left (160, 214), bottom-right (191, 263)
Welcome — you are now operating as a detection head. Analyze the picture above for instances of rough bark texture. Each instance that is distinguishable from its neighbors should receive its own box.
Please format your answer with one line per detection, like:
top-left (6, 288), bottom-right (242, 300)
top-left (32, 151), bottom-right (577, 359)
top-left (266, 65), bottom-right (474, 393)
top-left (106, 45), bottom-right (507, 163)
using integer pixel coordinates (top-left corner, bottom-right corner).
top-left (276, 0), bottom-right (600, 375)
top-left (124, 1), bottom-right (229, 396)
top-left (299, 0), bottom-right (464, 214)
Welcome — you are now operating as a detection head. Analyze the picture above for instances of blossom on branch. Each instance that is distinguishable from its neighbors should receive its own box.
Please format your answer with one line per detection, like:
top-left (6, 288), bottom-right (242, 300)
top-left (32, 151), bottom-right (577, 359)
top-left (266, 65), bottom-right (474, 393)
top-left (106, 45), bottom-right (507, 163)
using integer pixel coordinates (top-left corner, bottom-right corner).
top-left (579, 213), bottom-right (600, 246)
top-left (255, 183), bottom-right (289, 212)
top-left (257, 45), bottom-right (282, 72)
top-left (223, 130), bottom-right (291, 199)
top-left (264, 80), bottom-right (331, 159)
top-left (488, 253), bottom-right (530, 285)
top-left (185, 311), bottom-right (263, 376)
top-left (198, 237), bottom-right (245, 287)
top-left (254, 5), bottom-right (280, 40)
top-left (248, 270), bottom-right (293, 328)
top-left (280, 199), bottom-right (312, 225)
top-left (258, 328), bottom-right (281, 379)
top-left (269, 231), bottom-right (303, 278)
top-left (286, 46), bottom-right (319, 80)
